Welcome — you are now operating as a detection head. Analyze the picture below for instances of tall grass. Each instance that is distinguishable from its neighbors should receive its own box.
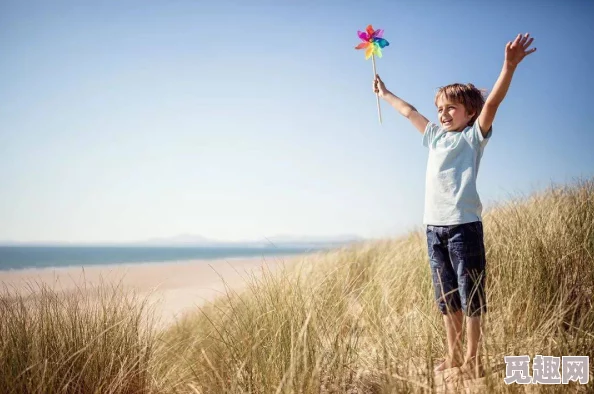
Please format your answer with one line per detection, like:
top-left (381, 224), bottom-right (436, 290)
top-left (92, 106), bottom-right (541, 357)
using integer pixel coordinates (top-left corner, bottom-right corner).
top-left (159, 177), bottom-right (594, 393)
top-left (0, 280), bottom-right (158, 394)
top-left (1, 177), bottom-right (593, 393)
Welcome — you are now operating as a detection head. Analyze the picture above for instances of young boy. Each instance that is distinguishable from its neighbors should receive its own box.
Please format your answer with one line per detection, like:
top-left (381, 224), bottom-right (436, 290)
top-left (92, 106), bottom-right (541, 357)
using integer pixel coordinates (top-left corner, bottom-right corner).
top-left (373, 33), bottom-right (536, 379)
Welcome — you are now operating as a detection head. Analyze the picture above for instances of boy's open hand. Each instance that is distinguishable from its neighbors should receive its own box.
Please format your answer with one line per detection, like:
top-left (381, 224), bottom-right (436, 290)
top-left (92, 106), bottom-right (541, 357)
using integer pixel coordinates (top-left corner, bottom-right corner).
top-left (505, 33), bottom-right (536, 69)
top-left (373, 74), bottom-right (389, 98)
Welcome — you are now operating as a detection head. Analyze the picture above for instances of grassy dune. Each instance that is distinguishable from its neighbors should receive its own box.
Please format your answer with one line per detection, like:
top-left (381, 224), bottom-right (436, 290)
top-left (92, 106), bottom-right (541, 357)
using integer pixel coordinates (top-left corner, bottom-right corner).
top-left (2, 177), bottom-right (593, 393)
top-left (0, 282), bottom-right (156, 393)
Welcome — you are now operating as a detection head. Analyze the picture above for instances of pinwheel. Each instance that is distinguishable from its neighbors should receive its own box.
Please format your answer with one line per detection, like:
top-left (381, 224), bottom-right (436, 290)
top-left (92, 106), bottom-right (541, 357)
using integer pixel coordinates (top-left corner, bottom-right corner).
top-left (355, 25), bottom-right (389, 124)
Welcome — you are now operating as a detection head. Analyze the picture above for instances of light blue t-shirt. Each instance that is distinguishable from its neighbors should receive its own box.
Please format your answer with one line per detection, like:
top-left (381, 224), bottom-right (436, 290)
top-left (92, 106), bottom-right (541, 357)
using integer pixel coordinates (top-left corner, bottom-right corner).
top-left (422, 121), bottom-right (492, 226)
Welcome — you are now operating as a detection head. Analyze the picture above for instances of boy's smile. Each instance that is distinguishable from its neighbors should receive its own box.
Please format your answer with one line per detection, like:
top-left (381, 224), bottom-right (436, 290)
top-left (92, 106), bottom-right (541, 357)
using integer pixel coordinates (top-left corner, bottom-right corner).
top-left (436, 95), bottom-right (475, 132)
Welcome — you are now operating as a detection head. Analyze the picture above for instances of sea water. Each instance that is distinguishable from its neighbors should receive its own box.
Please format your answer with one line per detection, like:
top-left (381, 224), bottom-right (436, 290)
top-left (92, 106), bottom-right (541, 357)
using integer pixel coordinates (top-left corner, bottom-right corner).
top-left (0, 245), bottom-right (320, 271)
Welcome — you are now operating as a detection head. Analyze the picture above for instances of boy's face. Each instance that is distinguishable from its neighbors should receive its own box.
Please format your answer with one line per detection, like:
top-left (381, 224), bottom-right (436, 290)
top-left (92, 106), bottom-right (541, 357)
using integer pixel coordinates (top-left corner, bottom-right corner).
top-left (436, 95), bottom-right (475, 132)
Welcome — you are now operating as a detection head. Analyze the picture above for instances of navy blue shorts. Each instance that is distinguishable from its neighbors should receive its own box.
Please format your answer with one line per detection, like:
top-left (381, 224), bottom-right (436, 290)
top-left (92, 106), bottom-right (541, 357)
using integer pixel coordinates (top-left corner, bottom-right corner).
top-left (426, 221), bottom-right (487, 317)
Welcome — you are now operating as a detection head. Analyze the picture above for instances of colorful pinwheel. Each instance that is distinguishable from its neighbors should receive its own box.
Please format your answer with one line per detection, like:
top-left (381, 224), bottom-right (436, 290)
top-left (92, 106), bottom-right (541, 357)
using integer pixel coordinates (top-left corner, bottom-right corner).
top-left (355, 25), bottom-right (389, 124)
top-left (355, 25), bottom-right (389, 59)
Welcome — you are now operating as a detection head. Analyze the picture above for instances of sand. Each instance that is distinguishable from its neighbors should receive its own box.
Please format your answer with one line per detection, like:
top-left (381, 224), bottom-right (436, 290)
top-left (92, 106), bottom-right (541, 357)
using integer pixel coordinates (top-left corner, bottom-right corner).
top-left (0, 255), bottom-right (300, 328)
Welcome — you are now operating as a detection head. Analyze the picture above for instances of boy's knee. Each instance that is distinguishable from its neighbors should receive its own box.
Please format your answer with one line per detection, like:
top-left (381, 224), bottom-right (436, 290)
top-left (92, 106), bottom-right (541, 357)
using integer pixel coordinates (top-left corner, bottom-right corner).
top-left (461, 291), bottom-right (487, 317)
top-left (436, 292), bottom-right (462, 315)
top-left (464, 305), bottom-right (487, 317)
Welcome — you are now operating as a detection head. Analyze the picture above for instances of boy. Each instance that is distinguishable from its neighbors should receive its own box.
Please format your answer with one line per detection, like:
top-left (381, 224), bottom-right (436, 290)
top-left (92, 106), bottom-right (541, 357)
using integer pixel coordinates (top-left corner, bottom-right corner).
top-left (373, 33), bottom-right (536, 379)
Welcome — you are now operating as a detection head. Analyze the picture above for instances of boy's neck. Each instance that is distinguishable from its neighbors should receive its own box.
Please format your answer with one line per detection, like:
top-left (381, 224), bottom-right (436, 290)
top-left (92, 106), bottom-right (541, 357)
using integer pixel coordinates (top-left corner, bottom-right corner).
top-left (449, 124), bottom-right (469, 133)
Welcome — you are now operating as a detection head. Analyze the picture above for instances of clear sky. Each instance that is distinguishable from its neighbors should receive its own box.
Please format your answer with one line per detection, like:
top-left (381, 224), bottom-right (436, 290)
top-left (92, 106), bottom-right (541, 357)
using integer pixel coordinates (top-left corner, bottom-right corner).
top-left (1, 0), bottom-right (593, 243)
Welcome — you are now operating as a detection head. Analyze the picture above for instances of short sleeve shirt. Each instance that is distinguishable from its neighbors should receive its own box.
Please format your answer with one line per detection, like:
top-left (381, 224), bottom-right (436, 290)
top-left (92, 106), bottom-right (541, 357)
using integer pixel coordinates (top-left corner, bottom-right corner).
top-left (422, 121), bottom-right (492, 225)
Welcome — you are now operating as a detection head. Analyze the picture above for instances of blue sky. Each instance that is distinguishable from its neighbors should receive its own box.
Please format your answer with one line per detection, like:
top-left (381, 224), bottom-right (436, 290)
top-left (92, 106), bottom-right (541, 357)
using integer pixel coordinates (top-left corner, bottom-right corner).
top-left (1, 0), bottom-right (593, 243)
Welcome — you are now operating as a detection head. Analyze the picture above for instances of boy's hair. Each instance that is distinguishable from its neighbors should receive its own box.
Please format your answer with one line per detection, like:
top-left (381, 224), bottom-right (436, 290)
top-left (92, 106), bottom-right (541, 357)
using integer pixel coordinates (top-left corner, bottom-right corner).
top-left (434, 83), bottom-right (486, 126)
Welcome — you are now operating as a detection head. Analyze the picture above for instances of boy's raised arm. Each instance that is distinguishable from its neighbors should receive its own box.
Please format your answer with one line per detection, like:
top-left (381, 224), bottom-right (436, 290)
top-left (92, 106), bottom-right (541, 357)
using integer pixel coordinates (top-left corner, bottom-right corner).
top-left (374, 75), bottom-right (429, 134)
top-left (478, 33), bottom-right (537, 136)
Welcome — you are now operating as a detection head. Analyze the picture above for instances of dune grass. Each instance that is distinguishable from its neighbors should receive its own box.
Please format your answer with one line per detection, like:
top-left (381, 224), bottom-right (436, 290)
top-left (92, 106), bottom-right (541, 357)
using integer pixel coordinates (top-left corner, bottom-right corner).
top-left (1, 177), bottom-right (593, 393)
top-left (0, 280), bottom-right (157, 394)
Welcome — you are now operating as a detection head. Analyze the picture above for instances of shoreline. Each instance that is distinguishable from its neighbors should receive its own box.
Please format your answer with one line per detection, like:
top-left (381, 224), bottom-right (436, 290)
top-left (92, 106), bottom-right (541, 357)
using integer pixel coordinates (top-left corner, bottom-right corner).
top-left (0, 252), bottom-right (305, 273)
top-left (0, 246), bottom-right (320, 273)
top-left (0, 254), bottom-right (309, 327)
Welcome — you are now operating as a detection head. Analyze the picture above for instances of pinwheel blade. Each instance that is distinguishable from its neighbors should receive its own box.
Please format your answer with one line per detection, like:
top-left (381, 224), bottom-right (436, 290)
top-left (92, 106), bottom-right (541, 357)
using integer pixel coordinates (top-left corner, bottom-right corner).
top-left (374, 38), bottom-right (389, 48)
top-left (372, 29), bottom-right (384, 39)
top-left (357, 30), bottom-right (369, 41)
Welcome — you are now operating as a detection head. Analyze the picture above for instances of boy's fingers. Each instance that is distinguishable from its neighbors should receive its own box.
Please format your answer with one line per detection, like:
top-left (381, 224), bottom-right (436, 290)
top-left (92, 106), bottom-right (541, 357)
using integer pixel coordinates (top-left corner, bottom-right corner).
top-left (512, 33), bottom-right (522, 47)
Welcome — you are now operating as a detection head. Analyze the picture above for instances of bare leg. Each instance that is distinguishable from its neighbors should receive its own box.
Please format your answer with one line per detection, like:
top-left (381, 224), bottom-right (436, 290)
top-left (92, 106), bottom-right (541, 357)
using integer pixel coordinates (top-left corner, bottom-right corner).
top-left (434, 309), bottom-right (464, 372)
top-left (460, 316), bottom-right (484, 378)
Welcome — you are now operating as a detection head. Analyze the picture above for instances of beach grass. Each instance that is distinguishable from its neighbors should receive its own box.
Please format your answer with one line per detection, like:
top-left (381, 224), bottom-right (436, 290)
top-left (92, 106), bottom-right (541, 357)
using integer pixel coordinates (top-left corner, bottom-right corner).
top-left (0, 279), bottom-right (157, 393)
top-left (1, 177), bottom-right (593, 393)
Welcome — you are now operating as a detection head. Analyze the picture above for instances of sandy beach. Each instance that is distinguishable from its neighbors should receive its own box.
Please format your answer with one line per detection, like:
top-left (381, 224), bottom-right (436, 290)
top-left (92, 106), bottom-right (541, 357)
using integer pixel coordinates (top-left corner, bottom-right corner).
top-left (0, 255), bottom-right (299, 328)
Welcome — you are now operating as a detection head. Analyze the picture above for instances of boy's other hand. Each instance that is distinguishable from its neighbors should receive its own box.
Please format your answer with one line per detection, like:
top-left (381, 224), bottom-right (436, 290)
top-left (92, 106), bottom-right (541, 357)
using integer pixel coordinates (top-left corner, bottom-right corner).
top-left (505, 33), bottom-right (536, 69)
top-left (373, 74), bottom-right (389, 98)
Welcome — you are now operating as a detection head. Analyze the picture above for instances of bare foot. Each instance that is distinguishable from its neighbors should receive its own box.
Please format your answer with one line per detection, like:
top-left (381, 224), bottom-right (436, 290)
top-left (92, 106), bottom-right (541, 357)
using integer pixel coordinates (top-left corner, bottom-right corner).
top-left (447, 358), bottom-right (484, 381)
top-left (434, 358), bottom-right (463, 373)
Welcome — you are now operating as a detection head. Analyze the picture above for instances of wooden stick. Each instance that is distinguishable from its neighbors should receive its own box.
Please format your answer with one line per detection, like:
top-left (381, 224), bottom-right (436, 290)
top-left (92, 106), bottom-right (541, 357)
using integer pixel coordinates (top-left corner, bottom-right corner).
top-left (371, 54), bottom-right (382, 125)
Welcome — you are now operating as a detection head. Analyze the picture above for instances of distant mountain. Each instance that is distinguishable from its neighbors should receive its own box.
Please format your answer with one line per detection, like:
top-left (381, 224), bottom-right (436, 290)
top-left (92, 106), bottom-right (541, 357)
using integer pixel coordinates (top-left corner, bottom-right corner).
top-left (0, 234), bottom-right (365, 248)
top-left (259, 234), bottom-right (364, 247)
top-left (138, 233), bottom-right (364, 248)
top-left (142, 234), bottom-right (216, 245)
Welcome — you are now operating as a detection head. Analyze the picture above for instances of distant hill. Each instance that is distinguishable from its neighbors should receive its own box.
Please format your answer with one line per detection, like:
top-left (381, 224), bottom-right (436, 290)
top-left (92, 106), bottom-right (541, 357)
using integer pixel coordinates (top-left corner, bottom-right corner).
top-left (0, 234), bottom-right (365, 248)
top-left (139, 234), bottom-right (365, 248)
top-left (258, 234), bottom-right (365, 248)
top-left (141, 234), bottom-right (216, 246)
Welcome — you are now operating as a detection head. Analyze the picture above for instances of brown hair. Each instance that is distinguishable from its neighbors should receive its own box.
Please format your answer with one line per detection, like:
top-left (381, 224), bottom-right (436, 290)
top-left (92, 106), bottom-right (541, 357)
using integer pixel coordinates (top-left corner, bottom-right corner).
top-left (434, 83), bottom-right (486, 126)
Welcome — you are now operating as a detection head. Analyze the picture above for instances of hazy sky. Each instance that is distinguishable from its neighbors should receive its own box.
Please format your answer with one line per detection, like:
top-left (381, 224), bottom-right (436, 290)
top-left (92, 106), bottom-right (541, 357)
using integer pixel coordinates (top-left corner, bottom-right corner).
top-left (1, 0), bottom-right (593, 243)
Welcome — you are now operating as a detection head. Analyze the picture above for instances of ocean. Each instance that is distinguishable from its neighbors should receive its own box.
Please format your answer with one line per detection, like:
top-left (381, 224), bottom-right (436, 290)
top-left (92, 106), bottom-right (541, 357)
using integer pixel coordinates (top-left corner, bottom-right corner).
top-left (0, 245), bottom-right (321, 271)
